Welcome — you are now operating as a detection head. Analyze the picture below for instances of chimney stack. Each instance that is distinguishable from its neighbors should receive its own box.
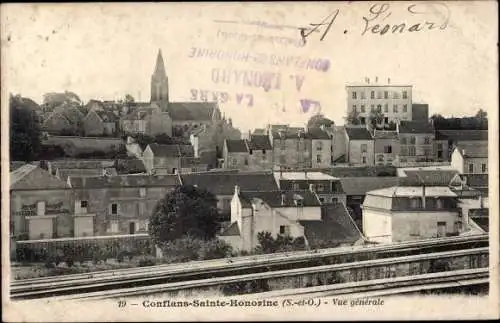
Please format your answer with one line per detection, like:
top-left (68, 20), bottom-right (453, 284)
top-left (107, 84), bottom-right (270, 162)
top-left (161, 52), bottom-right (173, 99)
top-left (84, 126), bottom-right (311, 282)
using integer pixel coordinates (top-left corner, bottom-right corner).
top-left (309, 184), bottom-right (315, 192)
top-left (281, 193), bottom-right (286, 206)
top-left (234, 185), bottom-right (240, 196)
top-left (422, 183), bottom-right (426, 209)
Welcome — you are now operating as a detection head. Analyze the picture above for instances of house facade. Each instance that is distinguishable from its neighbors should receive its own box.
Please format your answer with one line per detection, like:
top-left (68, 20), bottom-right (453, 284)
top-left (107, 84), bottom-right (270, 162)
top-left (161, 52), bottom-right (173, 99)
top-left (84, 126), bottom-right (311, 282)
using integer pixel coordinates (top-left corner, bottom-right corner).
top-left (309, 128), bottom-right (332, 168)
top-left (345, 127), bottom-right (374, 165)
top-left (269, 127), bottom-right (312, 170)
top-left (397, 121), bottom-right (435, 164)
top-left (363, 186), bottom-right (461, 243)
top-left (142, 143), bottom-right (195, 175)
top-left (220, 187), bottom-right (322, 252)
top-left (435, 130), bottom-right (488, 162)
top-left (373, 130), bottom-right (400, 166)
top-left (121, 105), bottom-right (173, 137)
top-left (68, 175), bottom-right (180, 236)
top-left (222, 135), bottom-right (273, 171)
top-left (83, 110), bottom-right (118, 136)
top-left (274, 171), bottom-right (346, 205)
top-left (451, 144), bottom-right (488, 175)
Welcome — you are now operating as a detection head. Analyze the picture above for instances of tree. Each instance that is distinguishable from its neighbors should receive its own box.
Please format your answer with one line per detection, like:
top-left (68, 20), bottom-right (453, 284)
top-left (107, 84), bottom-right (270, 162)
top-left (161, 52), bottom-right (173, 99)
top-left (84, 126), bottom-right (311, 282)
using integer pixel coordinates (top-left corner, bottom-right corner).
top-left (43, 91), bottom-right (82, 109)
top-left (369, 109), bottom-right (385, 128)
top-left (475, 109), bottom-right (487, 119)
top-left (124, 94), bottom-right (135, 105)
top-left (345, 109), bottom-right (360, 125)
top-left (307, 113), bottom-right (334, 129)
top-left (10, 94), bottom-right (42, 161)
top-left (149, 185), bottom-right (220, 244)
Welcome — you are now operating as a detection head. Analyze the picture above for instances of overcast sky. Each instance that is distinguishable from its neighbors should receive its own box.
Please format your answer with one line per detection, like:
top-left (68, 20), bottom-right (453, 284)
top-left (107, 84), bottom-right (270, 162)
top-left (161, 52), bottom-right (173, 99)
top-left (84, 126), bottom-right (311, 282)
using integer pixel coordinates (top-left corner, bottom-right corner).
top-left (1, 2), bottom-right (498, 131)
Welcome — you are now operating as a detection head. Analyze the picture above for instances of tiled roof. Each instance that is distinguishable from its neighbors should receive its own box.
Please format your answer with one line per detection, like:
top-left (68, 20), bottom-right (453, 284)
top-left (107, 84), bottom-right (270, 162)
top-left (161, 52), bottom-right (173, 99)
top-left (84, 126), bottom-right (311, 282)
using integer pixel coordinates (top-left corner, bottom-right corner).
top-left (455, 144), bottom-right (488, 158)
top-left (366, 186), bottom-right (457, 198)
top-left (239, 190), bottom-right (321, 208)
top-left (400, 170), bottom-right (460, 186)
top-left (398, 121), bottom-right (434, 134)
top-left (148, 143), bottom-right (194, 158)
top-left (49, 159), bottom-right (114, 169)
top-left (10, 164), bottom-right (38, 187)
top-left (181, 157), bottom-right (207, 168)
top-left (225, 139), bottom-right (249, 153)
top-left (308, 127), bottom-right (331, 140)
top-left (464, 174), bottom-right (488, 188)
top-left (248, 135), bottom-right (272, 150)
top-left (322, 166), bottom-right (397, 178)
top-left (115, 158), bottom-right (147, 174)
top-left (275, 171), bottom-right (338, 181)
top-left (10, 161), bottom-right (26, 172)
top-left (219, 222), bottom-right (240, 236)
top-left (57, 168), bottom-right (109, 181)
top-left (299, 203), bottom-right (363, 248)
top-left (68, 174), bottom-right (180, 188)
top-left (180, 172), bottom-right (279, 195)
top-left (338, 177), bottom-right (401, 195)
top-left (373, 130), bottom-right (399, 140)
top-left (470, 216), bottom-right (488, 232)
top-left (345, 127), bottom-right (372, 140)
top-left (436, 130), bottom-right (488, 141)
top-left (168, 102), bottom-right (217, 121)
top-left (95, 110), bottom-right (119, 122)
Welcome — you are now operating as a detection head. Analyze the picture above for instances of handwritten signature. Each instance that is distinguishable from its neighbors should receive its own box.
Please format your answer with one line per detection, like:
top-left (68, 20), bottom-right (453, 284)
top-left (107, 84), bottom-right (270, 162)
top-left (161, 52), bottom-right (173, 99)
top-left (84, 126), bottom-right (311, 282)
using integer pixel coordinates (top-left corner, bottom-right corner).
top-left (299, 2), bottom-right (450, 44)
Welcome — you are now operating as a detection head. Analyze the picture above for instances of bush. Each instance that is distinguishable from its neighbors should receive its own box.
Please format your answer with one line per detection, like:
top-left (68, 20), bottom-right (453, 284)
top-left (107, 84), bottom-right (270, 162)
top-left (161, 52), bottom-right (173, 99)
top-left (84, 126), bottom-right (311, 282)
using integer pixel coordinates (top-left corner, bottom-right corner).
top-left (137, 255), bottom-right (157, 267)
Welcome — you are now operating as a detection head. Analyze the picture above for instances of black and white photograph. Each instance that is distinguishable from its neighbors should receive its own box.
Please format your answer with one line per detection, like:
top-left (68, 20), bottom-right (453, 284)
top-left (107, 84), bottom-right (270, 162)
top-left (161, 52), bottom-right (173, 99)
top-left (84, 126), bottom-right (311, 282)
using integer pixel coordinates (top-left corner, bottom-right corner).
top-left (1, 1), bottom-right (498, 321)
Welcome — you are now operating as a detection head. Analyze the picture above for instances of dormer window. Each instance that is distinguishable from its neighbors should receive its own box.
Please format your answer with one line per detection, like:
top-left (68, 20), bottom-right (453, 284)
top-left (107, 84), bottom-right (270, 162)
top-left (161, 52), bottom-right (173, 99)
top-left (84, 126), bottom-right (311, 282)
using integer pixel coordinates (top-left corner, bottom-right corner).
top-left (295, 199), bottom-right (303, 207)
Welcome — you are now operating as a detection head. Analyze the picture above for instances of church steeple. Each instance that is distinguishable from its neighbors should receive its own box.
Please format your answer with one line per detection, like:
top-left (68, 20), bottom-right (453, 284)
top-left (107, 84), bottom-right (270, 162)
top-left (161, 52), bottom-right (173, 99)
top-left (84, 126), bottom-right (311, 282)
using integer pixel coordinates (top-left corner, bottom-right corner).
top-left (151, 49), bottom-right (169, 106)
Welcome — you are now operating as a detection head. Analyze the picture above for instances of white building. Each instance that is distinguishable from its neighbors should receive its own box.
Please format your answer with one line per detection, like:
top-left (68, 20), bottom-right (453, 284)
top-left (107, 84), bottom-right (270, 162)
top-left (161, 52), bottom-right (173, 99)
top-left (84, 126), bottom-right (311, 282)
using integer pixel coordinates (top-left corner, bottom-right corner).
top-left (346, 79), bottom-right (412, 125)
top-left (451, 144), bottom-right (488, 175)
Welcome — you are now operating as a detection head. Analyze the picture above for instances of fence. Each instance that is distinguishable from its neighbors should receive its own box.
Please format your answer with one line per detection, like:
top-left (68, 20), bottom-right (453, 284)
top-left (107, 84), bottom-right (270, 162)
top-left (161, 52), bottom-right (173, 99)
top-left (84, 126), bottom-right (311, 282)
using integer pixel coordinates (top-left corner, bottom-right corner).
top-left (13, 234), bottom-right (154, 263)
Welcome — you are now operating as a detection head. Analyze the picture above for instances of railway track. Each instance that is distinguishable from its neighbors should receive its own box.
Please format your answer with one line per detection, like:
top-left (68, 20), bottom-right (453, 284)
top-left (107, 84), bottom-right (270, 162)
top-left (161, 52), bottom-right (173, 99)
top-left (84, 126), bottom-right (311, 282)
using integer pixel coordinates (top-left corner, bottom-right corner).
top-left (12, 234), bottom-right (487, 290)
top-left (11, 247), bottom-right (488, 300)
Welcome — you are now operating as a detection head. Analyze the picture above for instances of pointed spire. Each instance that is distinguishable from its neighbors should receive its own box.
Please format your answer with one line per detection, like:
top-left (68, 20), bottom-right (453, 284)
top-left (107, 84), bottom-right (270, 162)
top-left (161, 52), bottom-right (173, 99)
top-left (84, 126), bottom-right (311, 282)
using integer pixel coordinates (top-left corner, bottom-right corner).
top-left (153, 49), bottom-right (166, 78)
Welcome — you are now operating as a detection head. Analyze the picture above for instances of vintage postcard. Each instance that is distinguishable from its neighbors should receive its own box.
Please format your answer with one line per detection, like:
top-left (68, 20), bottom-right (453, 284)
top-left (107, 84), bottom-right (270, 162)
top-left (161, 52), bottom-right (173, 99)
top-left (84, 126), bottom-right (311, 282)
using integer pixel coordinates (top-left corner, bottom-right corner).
top-left (1, 1), bottom-right (499, 321)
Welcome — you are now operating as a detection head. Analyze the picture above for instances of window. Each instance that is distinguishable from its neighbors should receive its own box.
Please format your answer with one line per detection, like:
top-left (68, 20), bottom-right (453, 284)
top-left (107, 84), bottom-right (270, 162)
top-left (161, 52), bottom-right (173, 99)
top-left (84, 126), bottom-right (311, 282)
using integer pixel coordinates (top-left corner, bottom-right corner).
top-left (279, 225), bottom-right (290, 235)
top-left (262, 153), bottom-right (266, 161)
top-left (319, 197), bottom-right (325, 203)
top-left (362, 156), bottom-right (367, 164)
top-left (316, 154), bottom-right (322, 163)
top-left (424, 137), bottom-right (431, 144)
top-left (352, 104), bottom-right (357, 112)
top-left (384, 104), bottom-right (388, 113)
top-left (139, 188), bottom-right (146, 197)
top-left (360, 117), bottom-right (366, 124)
top-left (244, 158), bottom-right (248, 166)
top-left (37, 201), bottom-right (46, 216)
top-left (232, 158), bottom-right (237, 166)
top-left (317, 184), bottom-right (324, 192)
top-left (316, 141), bottom-right (323, 151)
top-left (410, 198), bottom-right (421, 208)
top-left (402, 91), bottom-right (408, 99)
top-left (293, 183), bottom-right (300, 190)
top-left (111, 203), bottom-right (118, 215)
top-left (370, 91), bottom-right (375, 99)
top-left (384, 117), bottom-right (389, 124)
top-left (468, 164), bottom-right (474, 173)
top-left (401, 137), bottom-right (407, 145)
top-left (482, 164), bottom-right (487, 173)
top-left (81, 201), bottom-right (88, 208)
top-left (249, 149), bottom-right (253, 155)
top-left (403, 104), bottom-right (408, 113)
top-left (384, 91), bottom-right (388, 99)
top-left (360, 105), bottom-right (366, 113)
top-left (361, 144), bottom-right (367, 153)
top-left (393, 104), bottom-right (398, 112)
top-left (410, 136), bottom-right (416, 144)
top-left (408, 146), bottom-right (416, 156)
top-left (384, 145), bottom-right (392, 153)
top-left (377, 105), bottom-right (382, 112)
top-left (352, 91), bottom-right (357, 99)
top-left (409, 221), bottom-right (420, 236)
top-left (295, 199), bottom-right (304, 207)
top-left (110, 220), bottom-right (119, 233)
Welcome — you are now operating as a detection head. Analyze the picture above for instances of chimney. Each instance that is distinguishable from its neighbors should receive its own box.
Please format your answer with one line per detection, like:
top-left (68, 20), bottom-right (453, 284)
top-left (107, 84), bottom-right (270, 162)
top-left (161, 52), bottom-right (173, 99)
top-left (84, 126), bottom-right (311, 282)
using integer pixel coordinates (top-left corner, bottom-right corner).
top-left (375, 76), bottom-right (378, 83)
top-left (309, 184), bottom-right (315, 192)
top-left (281, 193), bottom-right (286, 206)
top-left (388, 77), bottom-right (391, 84)
top-left (234, 185), bottom-right (240, 196)
top-left (479, 194), bottom-right (483, 208)
top-left (422, 183), bottom-right (426, 209)
top-left (462, 149), bottom-right (466, 156)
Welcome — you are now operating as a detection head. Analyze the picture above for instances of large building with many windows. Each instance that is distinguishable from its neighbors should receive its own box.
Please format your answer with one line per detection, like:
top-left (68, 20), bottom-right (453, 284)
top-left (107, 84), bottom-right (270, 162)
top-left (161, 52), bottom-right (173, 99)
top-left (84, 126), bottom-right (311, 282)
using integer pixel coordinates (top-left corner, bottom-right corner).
top-left (346, 79), bottom-right (412, 125)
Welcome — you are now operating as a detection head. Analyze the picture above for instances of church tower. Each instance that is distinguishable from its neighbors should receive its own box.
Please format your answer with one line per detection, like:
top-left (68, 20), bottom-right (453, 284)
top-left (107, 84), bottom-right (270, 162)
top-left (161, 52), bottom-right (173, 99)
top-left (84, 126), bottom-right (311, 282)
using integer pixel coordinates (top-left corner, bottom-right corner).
top-left (150, 49), bottom-right (169, 108)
